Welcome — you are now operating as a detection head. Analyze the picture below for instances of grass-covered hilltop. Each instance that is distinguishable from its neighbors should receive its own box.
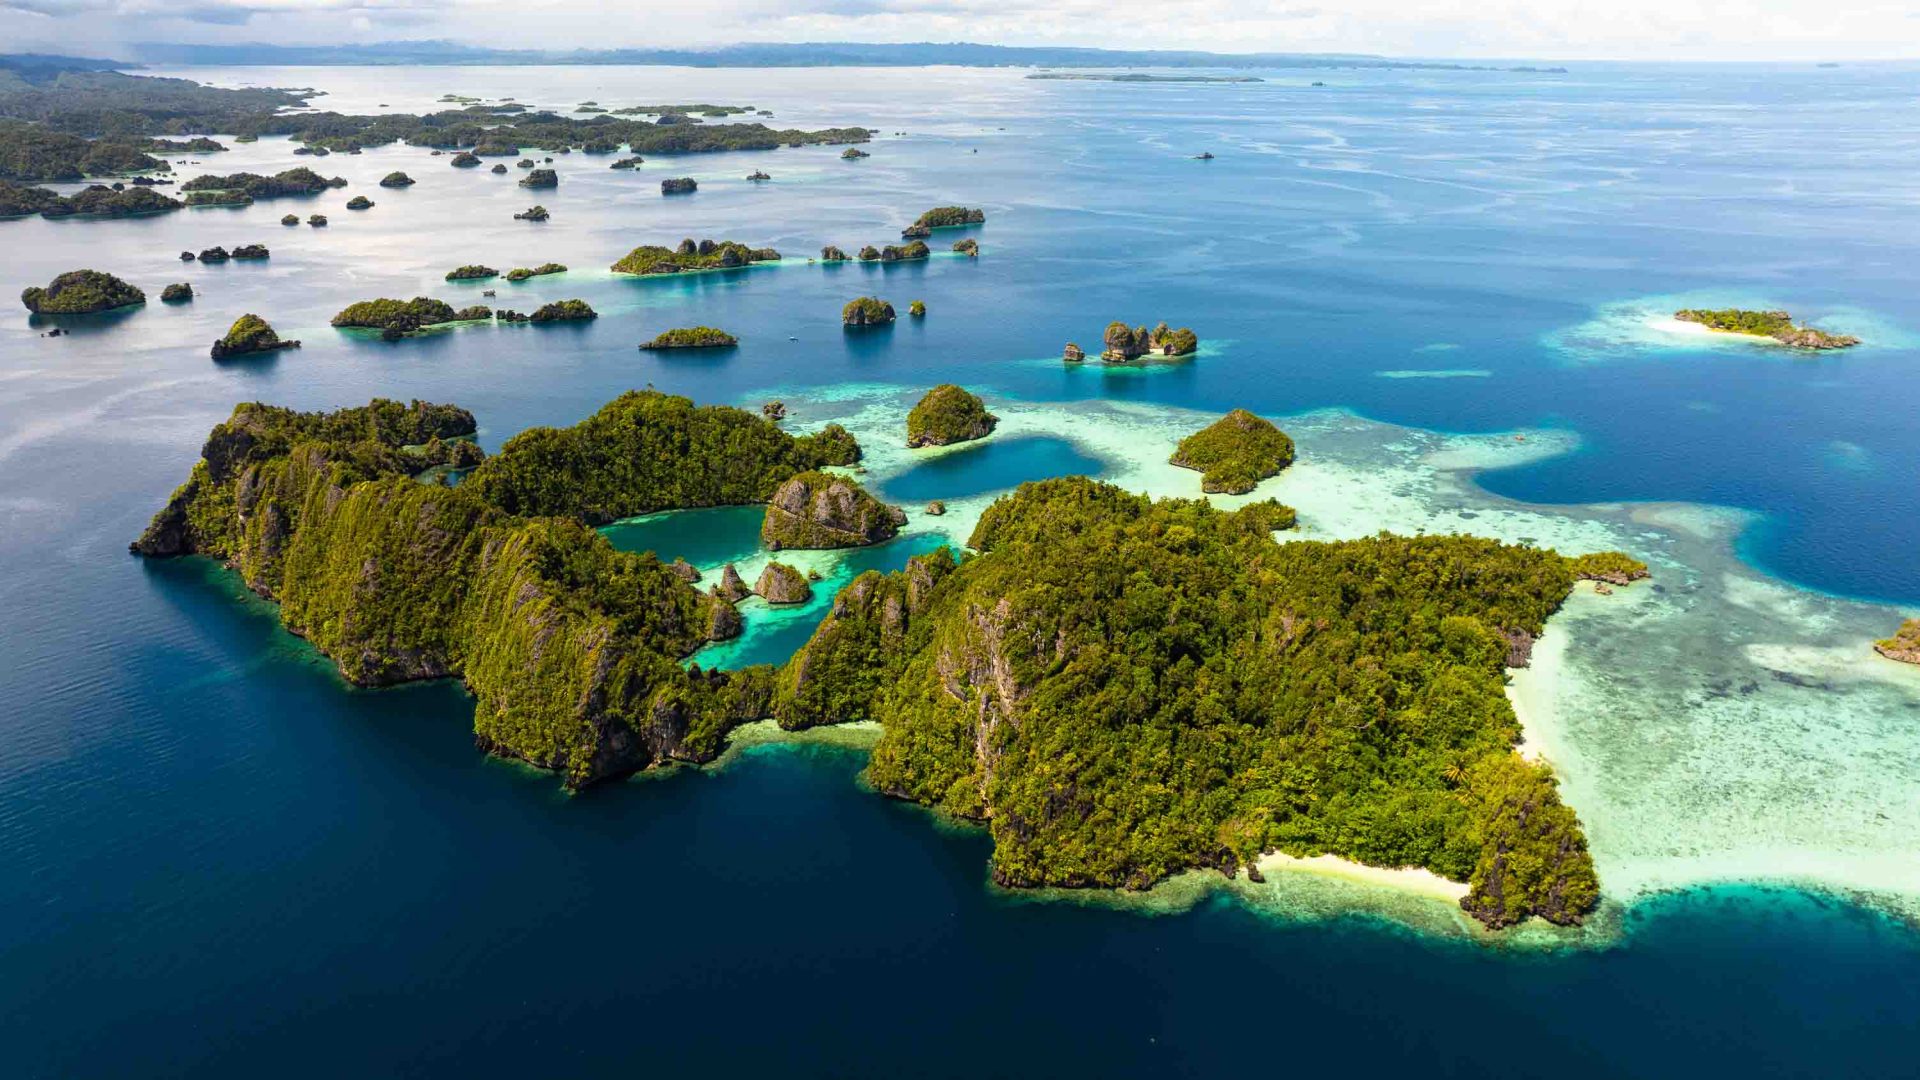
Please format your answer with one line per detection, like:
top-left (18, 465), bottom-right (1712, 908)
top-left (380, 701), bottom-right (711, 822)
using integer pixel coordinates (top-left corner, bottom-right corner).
top-left (1675, 308), bottom-right (1860, 349)
top-left (776, 476), bottom-right (1647, 929)
top-left (1170, 409), bottom-right (1296, 494)
top-left (906, 384), bottom-right (999, 447)
top-left (130, 392), bottom-right (866, 786)
top-left (611, 238), bottom-right (779, 275)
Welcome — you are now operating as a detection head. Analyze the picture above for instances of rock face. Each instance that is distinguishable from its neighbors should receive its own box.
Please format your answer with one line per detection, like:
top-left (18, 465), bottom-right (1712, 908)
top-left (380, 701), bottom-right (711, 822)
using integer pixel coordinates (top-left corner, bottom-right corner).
top-left (20, 270), bottom-right (145, 314)
top-left (754, 561), bottom-right (813, 604)
top-left (842, 296), bottom-right (896, 326)
top-left (1168, 409), bottom-right (1295, 494)
top-left (1101, 320), bottom-right (1199, 362)
top-left (1062, 342), bottom-right (1084, 362)
top-left (715, 563), bottom-right (751, 602)
top-left (667, 558), bottom-right (701, 583)
top-left (906, 384), bottom-right (999, 448)
top-left (211, 313), bottom-right (301, 360)
top-left (761, 471), bottom-right (905, 550)
top-left (1875, 619), bottom-right (1920, 665)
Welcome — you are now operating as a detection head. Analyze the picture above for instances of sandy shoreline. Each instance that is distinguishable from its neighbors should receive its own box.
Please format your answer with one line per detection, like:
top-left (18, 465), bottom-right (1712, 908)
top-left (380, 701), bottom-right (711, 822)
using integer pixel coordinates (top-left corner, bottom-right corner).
top-left (1250, 852), bottom-right (1469, 902)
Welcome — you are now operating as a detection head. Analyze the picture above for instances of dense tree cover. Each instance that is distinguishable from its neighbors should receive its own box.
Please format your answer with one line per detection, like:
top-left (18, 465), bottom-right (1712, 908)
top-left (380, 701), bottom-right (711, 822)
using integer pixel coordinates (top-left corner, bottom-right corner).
top-left (857, 245), bottom-right (881, 261)
top-left (0, 67), bottom-right (307, 137)
top-left (185, 190), bottom-right (249, 207)
top-left (519, 168), bottom-right (558, 188)
top-left (331, 297), bottom-right (459, 332)
top-left (530, 299), bottom-right (596, 322)
top-left (1673, 308), bottom-right (1859, 348)
top-left (843, 296), bottom-right (896, 325)
top-left (450, 152), bottom-right (481, 167)
top-left (378, 171), bottom-right (415, 187)
top-left (445, 265), bottom-right (498, 281)
top-left (210, 313), bottom-right (299, 360)
top-left (774, 476), bottom-right (1626, 927)
top-left (344, 195), bottom-right (373, 210)
top-left (909, 300), bottom-right (926, 317)
top-left (129, 396), bottom-right (771, 785)
top-left (180, 167), bottom-right (343, 199)
top-left (903, 205), bottom-right (985, 238)
top-left (20, 269), bottom-right (144, 313)
top-left (504, 262), bottom-right (566, 281)
top-left (879, 241), bottom-right (930, 262)
top-left (0, 179), bottom-right (181, 219)
top-left (1169, 409), bottom-right (1295, 494)
top-left (610, 238), bottom-right (779, 274)
top-left (660, 177), bottom-right (697, 194)
top-left (0, 121), bottom-right (168, 180)
top-left (820, 245), bottom-right (849, 261)
top-left (160, 282), bottom-right (192, 303)
top-left (1566, 551), bottom-right (1649, 585)
top-left (906, 384), bottom-right (998, 447)
top-left (231, 244), bottom-right (269, 260)
top-left (639, 327), bottom-right (738, 349)
top-left (463, 389), bottom-right (862, 524)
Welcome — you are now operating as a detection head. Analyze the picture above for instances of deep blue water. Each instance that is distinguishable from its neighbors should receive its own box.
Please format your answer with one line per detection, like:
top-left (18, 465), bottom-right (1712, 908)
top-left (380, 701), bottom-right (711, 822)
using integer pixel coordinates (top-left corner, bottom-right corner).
top-left (878, 434), bottom-right (1107, 502)
top-left (3, 62), bottom-right (1920, 1075)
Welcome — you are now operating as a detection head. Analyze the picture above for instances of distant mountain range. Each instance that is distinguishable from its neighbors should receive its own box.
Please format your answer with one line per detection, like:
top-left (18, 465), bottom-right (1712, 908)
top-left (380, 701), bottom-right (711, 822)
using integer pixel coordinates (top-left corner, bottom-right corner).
top-left (121, 40), bottom-right (1565, 73)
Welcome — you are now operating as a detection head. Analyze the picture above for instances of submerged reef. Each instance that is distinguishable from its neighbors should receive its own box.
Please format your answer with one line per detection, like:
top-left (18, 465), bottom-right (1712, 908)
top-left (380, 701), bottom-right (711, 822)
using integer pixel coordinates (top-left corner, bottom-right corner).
top-left (1674, 308), bottom-right (1859, 349)
top-left (1169, 409), bottom-right (1296, 494)
top-left (906, 384), bottom-right (998, 447)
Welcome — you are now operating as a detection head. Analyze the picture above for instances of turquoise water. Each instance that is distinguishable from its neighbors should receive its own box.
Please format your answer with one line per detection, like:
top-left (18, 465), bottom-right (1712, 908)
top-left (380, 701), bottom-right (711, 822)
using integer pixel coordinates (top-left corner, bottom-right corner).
top-left (3, 62), bottom-right (1920, 1075)
top-left (601, 505), bottom-right (766, 569)
top-left (877, 434), bottom-right (1107, 503)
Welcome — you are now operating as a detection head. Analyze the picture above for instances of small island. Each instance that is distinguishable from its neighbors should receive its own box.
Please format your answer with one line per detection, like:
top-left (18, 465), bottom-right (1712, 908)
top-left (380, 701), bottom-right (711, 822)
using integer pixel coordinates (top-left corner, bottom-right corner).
top-left (280, 213), bottom-right (298, 226)
top-left (180, 167), bottom-right (344, 200)
top-left (843, 296), bottom-right (896, 326)
top-left (880, 241), bottom-right (930, 262)
top-left (1674, 308), bottom-right (1859, 349)
top-left (332, 297), bottom-right (460, 338)
top-left (753, 562), bottom-right (813, 605)
top-left (901, 206), bottom-right (984, 238)
top-left (1169, 410), bottom-right (1296, 494)
top-left (530, 300), bottom-right (596, 323)
top-left (514, 206), bottom-right (549, 221)
top-left (747, 170), bottom-right (771, 181)
top-left (611, 239), bottom-right (778, 275)
top-left (451, 152), bottom-right (481, 168)
top-left (820, 245), bottom-right (849, 262)
top-left (446, 265), bottom-right (499, 281)
top-left (160, 283), bottom-right (192, 303)
top-left (909, 300), bottom-right (926, 317)
top-left (308, 214), bottom-right (328, 227)
top-left (761, 471), bottom-right (905, 550)
top-left (490, 164), bottom-right (508, 174)
top-left (906, 384), bottom-right (998, 448)
top-left (952, 238), bottom-right (978, 256)
top-left (20, 269), bottom-right (145, 314)
top-left (1875, 619), bottom-right (1920, 665)
top-left (661, 177), bottom-right (697, 195)
top-left (639, 327), bottom-right (738, 349)
top-left (211, 313), bottom-right (301, 360)
top-left (841, 147), bottom-right (870, 160)
top-left (1099, 320), bottom-right (1199, 362)
top-left (379, 172), bottom-right (415, 187)
top-left (345, 195), bottom-right (373, 210)
top-left (520, 168), bottom-right (558, 189)
top-left (504, 263), bottom-right (566, 281)
top-left (198, 246), bottom-right (229, 263)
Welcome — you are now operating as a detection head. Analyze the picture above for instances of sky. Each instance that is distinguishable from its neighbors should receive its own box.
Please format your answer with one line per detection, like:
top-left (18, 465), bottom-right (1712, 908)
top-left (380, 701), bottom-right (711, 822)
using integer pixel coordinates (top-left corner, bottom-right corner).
top-left (5, 0), bottom-right (1919, 62)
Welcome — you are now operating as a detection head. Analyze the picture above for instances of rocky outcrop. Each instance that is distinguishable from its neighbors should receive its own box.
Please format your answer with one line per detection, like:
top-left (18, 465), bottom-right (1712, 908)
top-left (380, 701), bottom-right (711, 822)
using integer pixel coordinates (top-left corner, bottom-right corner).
top-left (20, 270), bottom-right (145, 314)
top-left (667, 558), bottom-right (701, 583)
top-left (761, 471), bottom-right (905, 550)
top-left (1062, 342), bottom-right (1084, 362)
top-left (952, 238), bottom-right (978, 256)
top-left (1101, 320), bottom-right (1199, 362)
top-left (160, 282), bottom-right (192, 303)
top-left (231, 244), bottom-right (269, 259)
top-left (754, 561), bottom-right (813, 604)
top-left (1875, 619), bottom-right (1920, 665)
top-left (513, 205), bottom-right (549, 221)
top-left (345, 195), bottom-right (373, 210)
top-left (661, 177), bottom-right (697, 195)
top-left (820, 245), bottom-right (849, 262)
top-left (906, 384), bottom-right (998, 448)
top-left (714, 563), bottom-right (751, 602)
top-left (379, 171), bottom-right (415, 187)
top-left (520, 168), bottom-right (558, 188)
top-left (211, 313), bottom-right (300, 360)
top-left (842, 296), bottom-right (895, 326)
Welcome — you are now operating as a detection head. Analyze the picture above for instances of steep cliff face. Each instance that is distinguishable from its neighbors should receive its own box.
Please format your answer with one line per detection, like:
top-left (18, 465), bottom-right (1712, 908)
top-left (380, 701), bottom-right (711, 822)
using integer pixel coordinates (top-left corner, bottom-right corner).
top-left (774, 548), bottom-right (955, 730)
top-left (760, 471), bottom-right (906, 550)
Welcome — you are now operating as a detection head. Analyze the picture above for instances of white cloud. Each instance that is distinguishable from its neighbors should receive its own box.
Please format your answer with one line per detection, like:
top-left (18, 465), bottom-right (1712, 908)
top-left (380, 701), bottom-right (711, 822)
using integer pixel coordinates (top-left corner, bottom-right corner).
top-left (4, 0), bottom-right (1917, 61)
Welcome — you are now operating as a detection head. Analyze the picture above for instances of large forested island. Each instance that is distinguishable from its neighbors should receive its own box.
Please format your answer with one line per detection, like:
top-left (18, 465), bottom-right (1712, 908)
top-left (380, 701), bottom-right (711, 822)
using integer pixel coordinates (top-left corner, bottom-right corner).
top-left (132, 390), bottom-right (1644, 931)
top-left (611, 239), bottom-right (779, 274)
top-left (1674, 308), bottom-right (1859, 349)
